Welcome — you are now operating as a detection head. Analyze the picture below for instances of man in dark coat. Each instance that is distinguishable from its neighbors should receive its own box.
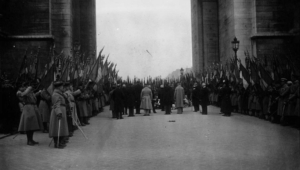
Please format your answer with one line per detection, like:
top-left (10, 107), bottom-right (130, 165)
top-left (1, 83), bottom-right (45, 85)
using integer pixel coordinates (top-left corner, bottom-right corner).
top-left (134, 82), bottom-right (143, 114)
top-left (163, 83), bottom-right (173, 114)
top-left (200, 83), bottom-right (210, 115)
top-left (191, 82), bottom-right (200, 112)
top-left (220, 81), bottom-right (232, 116)
top-left (112, 84), bottom-right (125, 119)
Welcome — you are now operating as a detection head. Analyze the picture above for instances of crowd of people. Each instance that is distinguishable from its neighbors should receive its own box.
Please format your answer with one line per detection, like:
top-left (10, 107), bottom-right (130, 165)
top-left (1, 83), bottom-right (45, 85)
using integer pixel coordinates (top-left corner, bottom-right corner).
top-left (207, 77), bottom-right (300, 128)
top-left (0, 78), bottom-right (107, 148)
top-left (1, 73), bottom-right (299, 149)
top-left (108, 75), bottom-right (299, 129)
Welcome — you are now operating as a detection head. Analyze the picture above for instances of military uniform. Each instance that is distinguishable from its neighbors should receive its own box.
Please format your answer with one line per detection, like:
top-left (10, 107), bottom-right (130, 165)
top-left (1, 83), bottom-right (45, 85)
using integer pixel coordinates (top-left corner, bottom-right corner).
top-left (38, 89), bottom-right (51, 132)
top-left (17, 86), bottom-right (43, 145)
top-left (49, 86), bottom-right (69, 148)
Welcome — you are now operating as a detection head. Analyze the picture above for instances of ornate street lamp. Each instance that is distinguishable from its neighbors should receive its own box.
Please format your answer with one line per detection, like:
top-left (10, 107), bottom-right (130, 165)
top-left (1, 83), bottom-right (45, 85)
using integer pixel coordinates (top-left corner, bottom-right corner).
top-left (231, 37), bottom-right (239, 61)
top-left (180, 68), bottom-right (184, 76)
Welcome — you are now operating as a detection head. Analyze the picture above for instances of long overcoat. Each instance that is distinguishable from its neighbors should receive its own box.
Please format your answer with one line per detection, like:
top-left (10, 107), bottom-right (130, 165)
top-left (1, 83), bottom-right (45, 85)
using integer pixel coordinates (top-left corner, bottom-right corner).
top-left (17, 87), bottom-right (43, 132)
top-left (126, 86), bottom-right (136, 107)
top-left (76, 92), bottom-right (89, 117)
top-left (162, 86), bottom-right (173, 106)
top-left (112, 87), bottom-right (125, 112)
top-left (140, 87), bottom-right (153, 110)
top-left (200, 87), bottom-right (210, 105)
top-left (86, 91), bottom-right (93, 117)
top-left (220, 86), bottom-right (232, 114)
top-left (38, 89), bottom-right (51, 123)
top-left (49, 89), bottom-right (69, 138)
top-left (174, 85), bottom-right (185, 108)
top-left (191, 87), bottom-right (200, 106)
top-left (65, 89), bottom-right (81, 125)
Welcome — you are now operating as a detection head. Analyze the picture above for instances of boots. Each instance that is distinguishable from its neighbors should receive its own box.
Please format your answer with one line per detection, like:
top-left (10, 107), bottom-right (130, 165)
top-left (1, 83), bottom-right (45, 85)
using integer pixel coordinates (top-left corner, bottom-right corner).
top-left (26, 131), bottom-right (38, 146)
top-left (53, 137), bottom-right (66, 149)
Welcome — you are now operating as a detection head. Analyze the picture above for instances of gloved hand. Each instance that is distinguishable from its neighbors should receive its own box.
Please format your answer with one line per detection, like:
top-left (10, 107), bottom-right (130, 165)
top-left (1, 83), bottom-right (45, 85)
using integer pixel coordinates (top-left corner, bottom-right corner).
top-left (57, 113), bottom-right (63, 119)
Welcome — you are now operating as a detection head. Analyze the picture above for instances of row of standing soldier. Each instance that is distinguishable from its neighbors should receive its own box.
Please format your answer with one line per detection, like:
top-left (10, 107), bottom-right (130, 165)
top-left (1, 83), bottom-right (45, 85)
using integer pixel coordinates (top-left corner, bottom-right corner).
top-left (208, 77), bottom-right (299, 127)
top-left (0, 78), bottom-right (107, 148)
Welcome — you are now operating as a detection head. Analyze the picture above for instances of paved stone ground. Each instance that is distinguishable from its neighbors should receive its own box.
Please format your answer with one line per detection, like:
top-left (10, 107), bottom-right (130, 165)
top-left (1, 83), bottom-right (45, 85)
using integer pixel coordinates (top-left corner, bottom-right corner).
top-left (0, 106), bottom-right (299, 170)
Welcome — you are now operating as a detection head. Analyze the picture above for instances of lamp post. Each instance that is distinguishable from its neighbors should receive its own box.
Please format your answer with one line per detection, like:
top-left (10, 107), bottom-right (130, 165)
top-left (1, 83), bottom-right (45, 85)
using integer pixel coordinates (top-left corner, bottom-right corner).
top-left (231, 37), bottom-right (240, 61)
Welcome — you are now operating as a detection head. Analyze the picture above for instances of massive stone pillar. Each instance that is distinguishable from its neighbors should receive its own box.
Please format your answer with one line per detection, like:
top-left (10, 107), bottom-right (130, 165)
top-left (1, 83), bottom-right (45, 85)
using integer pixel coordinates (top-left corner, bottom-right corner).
top-left (0, 0), bottom-right (97, 79)
top-left (191, 0), bottom-right (219, 75)
top-left (51, 0), bottom-right (73, 56)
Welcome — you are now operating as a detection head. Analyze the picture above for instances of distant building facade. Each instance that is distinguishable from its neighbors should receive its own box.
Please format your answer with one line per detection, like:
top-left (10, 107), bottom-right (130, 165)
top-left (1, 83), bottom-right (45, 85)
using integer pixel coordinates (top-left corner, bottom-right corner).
top-left (0, 0), bottom-right (96, 79)
top-left (191, 0), bottom-right (300, 74)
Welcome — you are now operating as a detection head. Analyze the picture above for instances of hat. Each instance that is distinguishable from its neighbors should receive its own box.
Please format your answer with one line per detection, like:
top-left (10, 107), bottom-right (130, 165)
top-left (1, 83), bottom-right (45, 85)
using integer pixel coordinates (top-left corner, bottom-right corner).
top-left (53, 81), bottom-right (64, 87)
top-left (287, 81), bottom-right (293, 85)
top-left (281, 78), bottom-right (287, 81)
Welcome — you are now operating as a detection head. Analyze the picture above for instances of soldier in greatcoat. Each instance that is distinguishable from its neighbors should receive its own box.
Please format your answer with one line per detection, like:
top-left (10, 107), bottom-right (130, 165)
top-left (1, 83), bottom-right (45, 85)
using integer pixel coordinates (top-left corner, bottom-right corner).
top-left (49, 81), bottom-right (69, 149)
top-left (76, 86), bottom-right (90, 125)
top-left (158, 85), bottom-right (165, 111)
top-left (38, 87), bottom-right (51, 133)
top-left (140, 84), bottom-right (153, 116)
top-left (17, 84), bottom-right (43, 146)
top-left (174, 82), bottom-right (185, 114)
top-left (285, 80), bottom-right (298, 126)
top-left (277, 78), bottom-right (290, 124)
top-left (64, 82), bottom-right (81, 136)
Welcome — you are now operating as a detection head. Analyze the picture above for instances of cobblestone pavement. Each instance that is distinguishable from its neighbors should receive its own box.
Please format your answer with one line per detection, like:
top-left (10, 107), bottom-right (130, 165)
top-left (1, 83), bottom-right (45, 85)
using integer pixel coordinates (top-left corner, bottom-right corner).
top-left (0, 106), bottom-right (299, 170)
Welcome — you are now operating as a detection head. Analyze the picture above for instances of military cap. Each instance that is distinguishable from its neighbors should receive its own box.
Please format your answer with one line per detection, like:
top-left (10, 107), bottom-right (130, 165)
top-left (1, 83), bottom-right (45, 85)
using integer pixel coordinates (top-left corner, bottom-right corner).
top-left (53, 81), bottom-right (64, 87)
top-left (287, 81), bottom-right (293, 85)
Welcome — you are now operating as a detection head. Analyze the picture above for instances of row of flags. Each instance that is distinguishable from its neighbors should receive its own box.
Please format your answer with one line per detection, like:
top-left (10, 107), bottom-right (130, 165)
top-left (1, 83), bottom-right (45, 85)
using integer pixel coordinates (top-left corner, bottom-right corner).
top-left (197, 50), bottom-right (298, 89)
top-left (16, 45), bottom-right (298, 94)
top-left (16, 46), bottom-right (120, 93)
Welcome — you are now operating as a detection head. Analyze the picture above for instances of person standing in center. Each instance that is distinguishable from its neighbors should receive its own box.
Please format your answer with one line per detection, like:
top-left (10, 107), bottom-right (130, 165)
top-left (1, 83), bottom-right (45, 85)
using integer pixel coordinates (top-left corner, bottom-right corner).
top-left (134, 81), bottom-right (143, 114)
top-left (112, 84), bottom-right (125, 119)
top-left (200, 83), bottom-right (210, 115)
top-left (191, 82), bottom-right (200, 112)
top-left (174, 82), bottom-right (185, 114)
top-left (140, 84), bottom-right (153, 116)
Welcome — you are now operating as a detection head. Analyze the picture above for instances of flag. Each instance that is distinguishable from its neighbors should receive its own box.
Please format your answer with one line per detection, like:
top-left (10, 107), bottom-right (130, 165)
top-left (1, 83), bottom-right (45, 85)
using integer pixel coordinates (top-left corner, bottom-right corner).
top-left (89, 56), bottom-right (100, 81)
top-left (61, 60), bottom-right (70, 81)
top-left (41, 63), bottom-right (54, 90)
top-left (258, 64), bottom-right (273, 86)
top-left (250, 60), bottom-right (260, 84)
